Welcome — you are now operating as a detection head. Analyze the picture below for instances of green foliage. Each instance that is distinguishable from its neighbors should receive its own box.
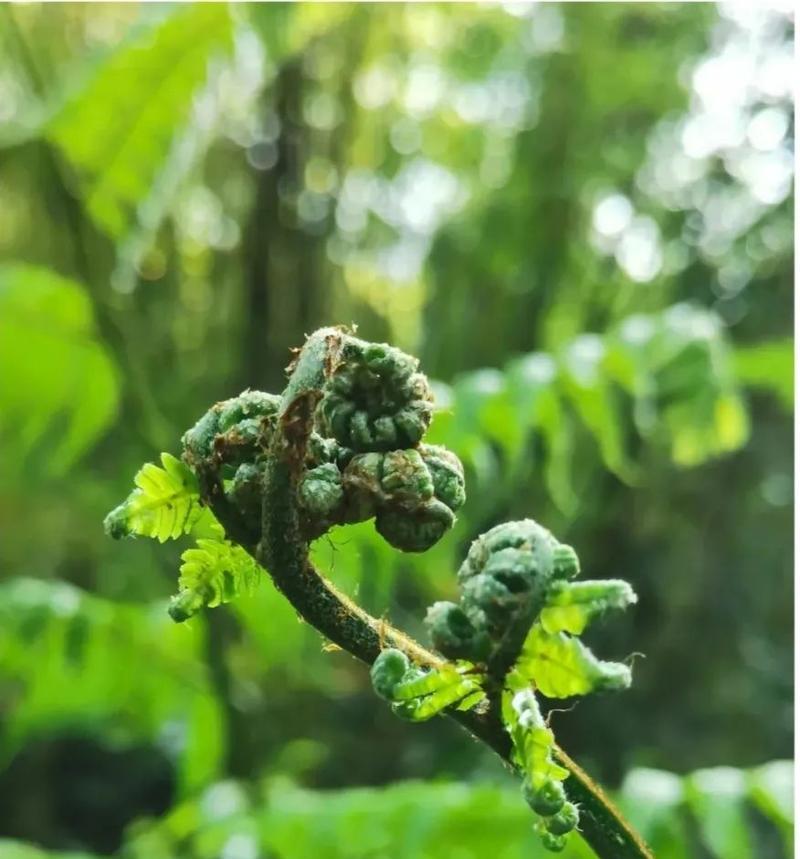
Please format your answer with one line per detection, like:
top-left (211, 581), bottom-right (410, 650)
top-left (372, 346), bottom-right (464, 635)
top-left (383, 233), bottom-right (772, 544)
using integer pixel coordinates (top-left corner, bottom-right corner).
top-left (318, 337), bottom-right (434, 452)
top-left (103, 452), bottom-right (205, 542)
top-left (427, 304), bottom-right (749, 512)
top-left (373, 515), bottom-right (634, 852)
top-left (540, 580), bottom-right (636, 636)
top-left (505, 685), bottom-right (569, 789)
top-left (5, 761), bottom-right (788, 859)
top-left (734, 339), bottom-right (794, 411)
top-left (0, 578), bottom-right (224, 793)
top-left (47, 4), bottom-right (234, 239)
top-left (370, 649), bottom-right (485, 722)
top-left (516, 625), bottom-right (632, 699)
top-left (619, 761), bottom-right (795, 859)
top-left (0, 4), bottom-right (791, 856)
top-left (0, 264), bottom-right (119, 477)
top-left (103, 449), bottom-right (262, 622)
top-left (170, 531), bottom-right (261, 623)
top-left (0, 845), bottom-right (95, 859)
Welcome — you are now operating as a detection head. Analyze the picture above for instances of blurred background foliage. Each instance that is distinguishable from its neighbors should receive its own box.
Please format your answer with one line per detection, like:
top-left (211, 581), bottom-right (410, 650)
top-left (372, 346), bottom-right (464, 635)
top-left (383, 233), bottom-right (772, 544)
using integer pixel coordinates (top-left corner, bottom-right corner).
top-left (0, 2), bottom-right (793, 857)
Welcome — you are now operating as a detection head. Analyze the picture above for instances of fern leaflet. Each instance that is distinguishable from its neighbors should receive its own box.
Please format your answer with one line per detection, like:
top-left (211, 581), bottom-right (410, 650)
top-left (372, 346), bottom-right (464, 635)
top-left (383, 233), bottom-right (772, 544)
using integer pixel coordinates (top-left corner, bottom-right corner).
top-left (104, 452), bottom-right (205, 542)
top-left (169, 533), bottom-right (261, 622)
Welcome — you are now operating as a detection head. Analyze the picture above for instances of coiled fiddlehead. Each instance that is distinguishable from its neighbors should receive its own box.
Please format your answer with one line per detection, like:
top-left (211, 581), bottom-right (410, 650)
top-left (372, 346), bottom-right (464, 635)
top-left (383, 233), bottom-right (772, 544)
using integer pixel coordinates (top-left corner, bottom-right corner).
top-left (317, 337), bottom-right (434, 452)
top-left (426, 520), bottom-right (580, 675)
top-left (183, 389), bottom-right (280, 469)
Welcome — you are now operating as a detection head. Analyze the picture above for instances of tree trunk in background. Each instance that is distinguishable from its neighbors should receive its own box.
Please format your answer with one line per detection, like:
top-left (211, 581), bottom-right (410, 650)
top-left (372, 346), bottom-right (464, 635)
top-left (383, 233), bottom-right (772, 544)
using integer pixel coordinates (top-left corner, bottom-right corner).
top-left (241, 59), bottom-right (329, 395)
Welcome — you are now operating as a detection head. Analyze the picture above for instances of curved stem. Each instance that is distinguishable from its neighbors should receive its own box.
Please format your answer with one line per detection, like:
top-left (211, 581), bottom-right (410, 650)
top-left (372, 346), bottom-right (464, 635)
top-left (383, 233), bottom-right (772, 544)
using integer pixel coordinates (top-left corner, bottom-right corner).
top-left (211, 329), bottom-right (653, 859)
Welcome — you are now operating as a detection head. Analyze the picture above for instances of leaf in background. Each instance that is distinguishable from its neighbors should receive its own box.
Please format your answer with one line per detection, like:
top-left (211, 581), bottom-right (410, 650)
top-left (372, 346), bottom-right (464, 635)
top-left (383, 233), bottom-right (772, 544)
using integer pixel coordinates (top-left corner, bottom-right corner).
top-left (47, 4), bottom-right (234, 239)
top-left (617, 769), bottom-right (689, 859)
top-left (0, 843), bottom-right (98, 859)
top-left (747, 760), bottom-right (794, 855)
top-left (0, 578), bottom-right (224, 794)
top-left (686, 767), bottom-right (754, 859)
top-left (247, 3), bottom-right (353, 65)
top-left (560, 334), bottom-right (637, 483)
top-left (734, 339), bottom-right (794, 412)
top-left (538, 389), bottom-right (579, 516)
top-left (0, 264), bottom-right (119, 476)
top-left (609, 305), bottom-right (750, 468)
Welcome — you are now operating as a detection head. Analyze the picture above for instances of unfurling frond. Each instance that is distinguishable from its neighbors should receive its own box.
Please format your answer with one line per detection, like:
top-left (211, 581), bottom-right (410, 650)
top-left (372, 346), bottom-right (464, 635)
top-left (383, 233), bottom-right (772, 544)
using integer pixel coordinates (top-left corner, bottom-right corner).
top-left (370, 648), bottom-right (485, 722)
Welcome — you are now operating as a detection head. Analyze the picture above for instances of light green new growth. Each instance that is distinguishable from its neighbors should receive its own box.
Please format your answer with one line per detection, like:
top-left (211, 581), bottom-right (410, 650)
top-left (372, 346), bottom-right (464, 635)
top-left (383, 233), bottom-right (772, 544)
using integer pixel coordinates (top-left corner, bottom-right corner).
top-left (504, 681), bottom-right (578, 851)
top-left (104, 451), bottom-right (260, 622)
top-left (540, 579), bottom-right (636, 635)
top-left (370, 648), bottom-right (486, 722)
top-left (104, 452), bottom-right (204, 542)
top-left (169, 533), bottom-right (260, 622)
top-left (516, 624), bottom-right (632, 699)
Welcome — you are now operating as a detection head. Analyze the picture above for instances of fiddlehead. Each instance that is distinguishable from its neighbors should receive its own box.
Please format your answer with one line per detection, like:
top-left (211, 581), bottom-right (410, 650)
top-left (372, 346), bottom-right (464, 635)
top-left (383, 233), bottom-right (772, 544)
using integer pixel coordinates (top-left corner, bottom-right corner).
top-left (317, 337), bottom-right (434, 451)
top-left (374, 517), bottom-right (635, 853)
top-left (104, 327), bottom-right (651, 859)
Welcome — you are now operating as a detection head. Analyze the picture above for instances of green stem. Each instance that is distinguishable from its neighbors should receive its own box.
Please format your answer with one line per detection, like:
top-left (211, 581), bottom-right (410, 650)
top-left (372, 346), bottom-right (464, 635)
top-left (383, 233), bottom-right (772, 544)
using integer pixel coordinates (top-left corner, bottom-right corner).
top-left (210, 328), bottom-right (653, 859)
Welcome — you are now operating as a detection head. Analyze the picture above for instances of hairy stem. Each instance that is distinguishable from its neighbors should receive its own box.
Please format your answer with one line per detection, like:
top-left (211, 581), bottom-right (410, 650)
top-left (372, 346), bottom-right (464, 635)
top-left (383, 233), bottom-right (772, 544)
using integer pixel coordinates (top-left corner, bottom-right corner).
top-left (207, 329), bottom-right (653, 859)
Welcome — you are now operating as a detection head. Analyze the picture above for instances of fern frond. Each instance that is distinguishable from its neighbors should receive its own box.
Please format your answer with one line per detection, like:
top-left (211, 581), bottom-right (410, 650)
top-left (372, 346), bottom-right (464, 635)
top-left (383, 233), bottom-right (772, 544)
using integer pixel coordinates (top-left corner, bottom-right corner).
top-left (370, 649), bottom-right (486, 722)
top-left (169, 536), bottom-right (261, 622)
top-left (104, 452), bottom-right (205, 542)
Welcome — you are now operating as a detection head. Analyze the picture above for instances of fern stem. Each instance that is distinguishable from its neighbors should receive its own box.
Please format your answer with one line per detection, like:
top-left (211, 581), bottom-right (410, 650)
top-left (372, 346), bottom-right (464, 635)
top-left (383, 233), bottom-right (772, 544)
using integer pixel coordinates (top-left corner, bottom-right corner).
top-left (213, 328), bottom-right (654, 859)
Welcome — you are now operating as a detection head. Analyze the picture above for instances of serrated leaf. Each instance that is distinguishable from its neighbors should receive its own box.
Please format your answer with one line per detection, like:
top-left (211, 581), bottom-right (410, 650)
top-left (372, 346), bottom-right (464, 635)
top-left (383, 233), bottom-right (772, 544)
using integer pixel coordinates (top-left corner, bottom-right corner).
top-left (516, 624), bottom-right (631, 698)
top-left (170, 536), bottom-right (261, 622)
top-left (540, 580), bottom-right (637, 635)
top-left (104, 452), bottom-right (204, 542)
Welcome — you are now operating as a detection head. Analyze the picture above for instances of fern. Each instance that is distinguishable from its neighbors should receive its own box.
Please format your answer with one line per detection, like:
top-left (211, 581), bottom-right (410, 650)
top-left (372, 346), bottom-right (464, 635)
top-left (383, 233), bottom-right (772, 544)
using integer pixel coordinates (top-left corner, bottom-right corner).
top-left (169, 532), bottom-right (261, 622)
top-left (104, 452), bottom-right (205, 542)
top-left (371, 650), bottom-right (486, 722)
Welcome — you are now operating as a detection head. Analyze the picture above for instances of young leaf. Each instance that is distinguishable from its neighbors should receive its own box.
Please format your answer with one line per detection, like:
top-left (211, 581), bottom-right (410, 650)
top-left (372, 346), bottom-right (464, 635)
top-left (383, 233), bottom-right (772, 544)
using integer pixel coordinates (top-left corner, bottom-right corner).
top-left (516, 624), bottom-right (632, 698)
top-left (540, 579), bottom-right (637, 635)
top-left (104, 452), bottom-right (204, 542)
top-left (370, 651), bottom-right (486, 722)
top-left (169, 536), bottom-right (261, 622)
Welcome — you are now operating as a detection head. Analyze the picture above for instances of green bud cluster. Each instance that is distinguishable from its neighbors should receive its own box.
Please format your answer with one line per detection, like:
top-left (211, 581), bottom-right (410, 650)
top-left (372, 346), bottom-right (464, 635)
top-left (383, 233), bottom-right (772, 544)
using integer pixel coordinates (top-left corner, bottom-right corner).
top-left (180, 390), bottom-right (280, 541)
top-left (182, 389), bottom-right (280, 468)
top-left (178, 339), bottom-right (464, 554)
top-left (295, 444), bottom-right (465, 552)
top-left (109, 326), bottom-right (639, 857)
top-left (426, 519), bottom-right (579, 664)
top-left (317, 338), bottom-right (434, 452)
